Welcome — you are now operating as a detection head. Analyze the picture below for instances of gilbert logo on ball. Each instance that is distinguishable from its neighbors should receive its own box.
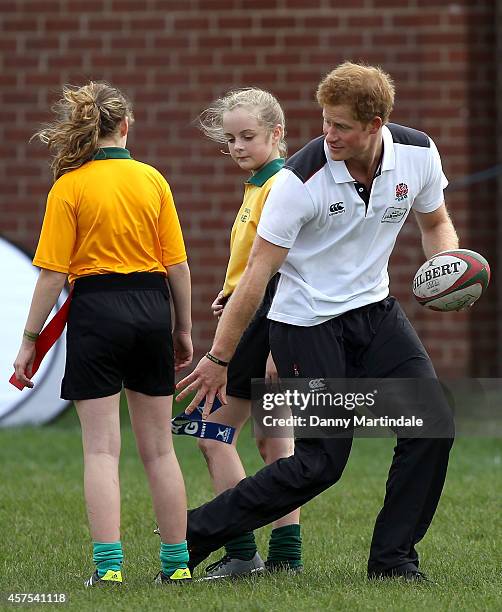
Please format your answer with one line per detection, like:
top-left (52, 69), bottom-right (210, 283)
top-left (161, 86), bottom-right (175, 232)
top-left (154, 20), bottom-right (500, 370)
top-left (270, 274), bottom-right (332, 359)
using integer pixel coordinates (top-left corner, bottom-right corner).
top-left (413, 249), bottom-right (490, 311)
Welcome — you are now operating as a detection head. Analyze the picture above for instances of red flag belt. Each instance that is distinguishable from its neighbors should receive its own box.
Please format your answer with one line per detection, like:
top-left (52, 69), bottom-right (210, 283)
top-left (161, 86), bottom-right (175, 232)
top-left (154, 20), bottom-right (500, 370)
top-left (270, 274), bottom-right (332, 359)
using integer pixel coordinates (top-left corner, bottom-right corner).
top-left (9, 291), bottom-right (73, 390)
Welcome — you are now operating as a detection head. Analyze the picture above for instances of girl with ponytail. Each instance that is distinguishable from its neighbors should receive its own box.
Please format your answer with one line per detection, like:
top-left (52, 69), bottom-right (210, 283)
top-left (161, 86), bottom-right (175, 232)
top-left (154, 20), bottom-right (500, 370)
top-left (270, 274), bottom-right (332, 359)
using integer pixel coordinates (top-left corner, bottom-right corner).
top-left (13, 82), bottom-right (192, 586)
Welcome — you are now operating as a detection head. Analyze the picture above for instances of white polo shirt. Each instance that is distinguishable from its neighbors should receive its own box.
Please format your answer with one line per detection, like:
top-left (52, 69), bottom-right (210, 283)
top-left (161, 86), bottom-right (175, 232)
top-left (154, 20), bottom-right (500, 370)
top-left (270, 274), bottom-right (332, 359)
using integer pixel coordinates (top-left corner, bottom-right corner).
top-left (257, 123), bottom-right (448, 326)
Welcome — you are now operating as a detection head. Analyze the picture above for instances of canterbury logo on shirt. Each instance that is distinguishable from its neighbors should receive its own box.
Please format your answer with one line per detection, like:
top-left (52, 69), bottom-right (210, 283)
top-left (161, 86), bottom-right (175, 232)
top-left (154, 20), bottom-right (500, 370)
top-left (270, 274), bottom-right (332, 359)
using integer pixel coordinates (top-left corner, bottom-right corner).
top-left (329, 202), bottom-right (345, 215)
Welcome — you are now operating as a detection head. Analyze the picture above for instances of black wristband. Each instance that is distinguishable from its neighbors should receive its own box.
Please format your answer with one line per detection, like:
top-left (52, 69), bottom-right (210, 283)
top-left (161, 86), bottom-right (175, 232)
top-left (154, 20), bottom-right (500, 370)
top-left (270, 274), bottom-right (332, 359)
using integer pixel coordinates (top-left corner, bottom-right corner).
top-left (205, 351), bottom-right (229, 367)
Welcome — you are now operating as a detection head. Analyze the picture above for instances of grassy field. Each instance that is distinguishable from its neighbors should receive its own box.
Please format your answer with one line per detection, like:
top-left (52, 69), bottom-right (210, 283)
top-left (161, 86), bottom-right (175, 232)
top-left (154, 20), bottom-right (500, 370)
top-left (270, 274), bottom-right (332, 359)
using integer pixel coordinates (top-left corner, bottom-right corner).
top-left (0, 399), bottom-right (500, 611)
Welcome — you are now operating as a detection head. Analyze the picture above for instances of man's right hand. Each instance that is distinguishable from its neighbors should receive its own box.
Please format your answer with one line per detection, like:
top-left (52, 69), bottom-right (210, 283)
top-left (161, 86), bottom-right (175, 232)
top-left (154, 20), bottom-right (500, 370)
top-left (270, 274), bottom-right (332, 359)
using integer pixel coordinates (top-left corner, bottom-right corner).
top-left (211, 290), bottom-right (226, 318)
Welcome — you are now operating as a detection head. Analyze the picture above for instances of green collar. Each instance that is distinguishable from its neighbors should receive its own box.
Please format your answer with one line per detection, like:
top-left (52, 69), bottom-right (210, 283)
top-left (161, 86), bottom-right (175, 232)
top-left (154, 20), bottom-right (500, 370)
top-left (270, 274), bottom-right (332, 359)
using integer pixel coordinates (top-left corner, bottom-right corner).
top-left (247, 158), bottom-right (285, 187)
top-left (93, 147), bottom-right (132, 160)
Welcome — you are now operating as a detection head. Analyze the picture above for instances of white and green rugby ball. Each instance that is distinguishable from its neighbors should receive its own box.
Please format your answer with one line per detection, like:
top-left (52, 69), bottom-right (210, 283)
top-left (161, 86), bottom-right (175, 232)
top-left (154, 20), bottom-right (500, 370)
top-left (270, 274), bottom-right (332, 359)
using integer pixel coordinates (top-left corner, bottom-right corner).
top-left (413, 249), bottom-right (490, 311)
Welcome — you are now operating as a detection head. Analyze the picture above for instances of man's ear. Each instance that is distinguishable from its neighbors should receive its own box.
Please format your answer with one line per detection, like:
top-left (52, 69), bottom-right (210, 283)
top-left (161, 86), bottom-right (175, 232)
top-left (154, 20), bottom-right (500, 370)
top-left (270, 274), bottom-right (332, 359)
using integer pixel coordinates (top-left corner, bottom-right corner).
top-left (367, 116), bottom-right (383, 135)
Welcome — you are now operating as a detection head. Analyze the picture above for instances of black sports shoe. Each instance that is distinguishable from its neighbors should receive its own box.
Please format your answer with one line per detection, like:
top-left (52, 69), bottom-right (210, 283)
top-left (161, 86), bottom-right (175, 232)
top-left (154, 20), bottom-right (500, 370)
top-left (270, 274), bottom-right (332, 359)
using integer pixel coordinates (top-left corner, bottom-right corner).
top-left (84, 569), bottom-right (123, 587)
top-left (368, 563), bottom-right (433, 583)
top-left (154, 567), bottom-right (192, 584)
top-left (202, 553), bottom-right (265, 580)
top-left (265, 560), bottom-right (304, 574)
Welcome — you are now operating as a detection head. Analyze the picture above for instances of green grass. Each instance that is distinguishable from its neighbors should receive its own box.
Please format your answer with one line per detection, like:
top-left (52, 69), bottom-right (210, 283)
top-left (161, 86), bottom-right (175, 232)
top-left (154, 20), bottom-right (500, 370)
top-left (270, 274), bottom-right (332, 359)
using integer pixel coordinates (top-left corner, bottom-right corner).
top-left (0, 402), bottom-right (501, 611)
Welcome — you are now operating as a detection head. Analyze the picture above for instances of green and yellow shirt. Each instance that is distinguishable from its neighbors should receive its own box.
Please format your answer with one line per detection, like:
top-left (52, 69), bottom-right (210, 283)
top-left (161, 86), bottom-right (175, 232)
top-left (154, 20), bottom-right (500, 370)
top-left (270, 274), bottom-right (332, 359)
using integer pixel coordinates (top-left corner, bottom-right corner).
top-left (223, 158), bottom-right (284, 297)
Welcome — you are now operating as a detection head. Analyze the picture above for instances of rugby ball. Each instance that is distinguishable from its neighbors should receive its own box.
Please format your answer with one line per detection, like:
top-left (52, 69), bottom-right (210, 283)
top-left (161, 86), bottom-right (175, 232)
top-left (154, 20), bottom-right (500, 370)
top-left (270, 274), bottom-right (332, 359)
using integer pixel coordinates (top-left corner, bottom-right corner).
top-left (413, 249), bottom-right (490, 311)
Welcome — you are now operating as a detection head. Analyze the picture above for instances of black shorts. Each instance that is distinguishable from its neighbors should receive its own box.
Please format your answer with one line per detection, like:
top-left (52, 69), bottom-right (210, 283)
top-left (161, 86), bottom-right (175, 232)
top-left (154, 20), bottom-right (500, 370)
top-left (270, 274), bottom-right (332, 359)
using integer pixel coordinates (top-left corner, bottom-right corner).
top-left (61, 272), bottom-right (174, 401)
top-left (226, 274), bottom-right (279, 400)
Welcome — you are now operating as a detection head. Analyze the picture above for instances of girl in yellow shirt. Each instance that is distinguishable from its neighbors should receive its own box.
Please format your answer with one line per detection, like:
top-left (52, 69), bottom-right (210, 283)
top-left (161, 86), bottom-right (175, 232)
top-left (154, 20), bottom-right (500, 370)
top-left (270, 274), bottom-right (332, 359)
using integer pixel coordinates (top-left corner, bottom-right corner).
top-left (195, 88), bottom-right (302, 578)
top-left (13, 82), bottom-right (192, 586)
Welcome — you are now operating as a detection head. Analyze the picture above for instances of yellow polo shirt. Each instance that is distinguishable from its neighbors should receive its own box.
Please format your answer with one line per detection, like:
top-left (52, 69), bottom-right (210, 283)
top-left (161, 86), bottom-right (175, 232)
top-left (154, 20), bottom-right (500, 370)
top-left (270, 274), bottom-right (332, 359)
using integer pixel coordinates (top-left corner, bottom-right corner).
top-left (223, 158), bottom-right (284, 296)
top-left (33, 147), bottom-right (187, 283)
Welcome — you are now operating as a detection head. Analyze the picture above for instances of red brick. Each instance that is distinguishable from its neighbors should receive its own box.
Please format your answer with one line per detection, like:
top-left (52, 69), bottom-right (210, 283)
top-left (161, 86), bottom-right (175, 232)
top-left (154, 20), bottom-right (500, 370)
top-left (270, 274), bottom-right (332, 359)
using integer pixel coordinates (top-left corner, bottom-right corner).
top-left (3, 91), bottom-right (39, 104)
top-left (3, 18), bottom-right (38, 30)
top-left (0, 110), bottom-right (16, 122)
top-left (152, 35), bottom-right (190, 49)
top-left (446, 11), bottom-right (493, 27)
top-left (393, 14), bottom-right (441, 28)
top-left (324, 33), bottom-right (365, 46)
top-left (67, 37), bottom-right (104, 50)
top-left (24, 72), bottom-right (62, 86)
top-left (301, 15), bottom-right (339, 28)
top-left (66, 0), bottom-right (106, 9)
top-left (0, 1), bottom-right (17, 12)
top-left (0, 74), bottom-right (18, 86)
top-left (199, 0), bottom-right (243, 8)
top-left (107, 72), bottom-right (149, 86)
top-left (371, 33), bottom-right (413, 47)
top-left (264, 52), bottom-right (303, 64)
top-left (217, 16), bottom-right (253, 29)
top-left (151, 0), bottom-right (190, 8)
top-left (127, 17), bottom-right (167, 30)
top-left (89, 54), bottom-right (128, 68)
top-left (44, 17), bottom-right (82, 31)
top-left (234, 34), bottom-right (277, 48)
top-left (257, 14), bottom-right (298, 30)
top-left (135, 54), bottom-right (172, 68)
top-left (282, 34), bottom-right (321, 47)
top-left (47, 55), bottom-right (87, 69)
top-left (0, 38), bottom-right (17, 51)
top-left (4, 164), bottom-right (41, 177)
top-left (196, 72), bottom-right (238, 86)
top-left (325, 0), bottom-right (365, 6)
top-left (177, 52), bottom-right (215, 66)
top-left (418, 0), bottom-right (470, 5)
top-left (3, 54), bottom-right (40, 73)
top-left (416, 32), bottom-right (467, 45)
top-left (109, 37), bottom-right (148, 49)
top-left (111, 0), bottom-right (148, 10)
top-left (87, 18), bottom-right (125, 31)
top-left (22, 0), bottom-right (60, 10)
top-left (0, 184), bottom-right (20, 197)
top-left (25, 37), bottom-right (61, 50)
top-left (365, 0), bottom-right (404, 5)
top-left (347, 15), bottom-right (385, 27)
top-left (220, 52), bottom-right (260, 66)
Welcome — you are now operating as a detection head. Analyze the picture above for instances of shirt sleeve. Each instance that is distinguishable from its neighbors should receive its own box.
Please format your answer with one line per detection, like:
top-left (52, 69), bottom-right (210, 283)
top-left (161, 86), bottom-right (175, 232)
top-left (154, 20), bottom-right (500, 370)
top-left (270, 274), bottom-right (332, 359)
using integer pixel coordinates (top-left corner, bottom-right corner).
top-left (257, 169), bottom-right (316, 248)
top-left (158, 180), bottom-right (187, 267)
top-left (412, 137), bottom-right (449, 213)
top-left (32, 187), bottom-right (77, 273)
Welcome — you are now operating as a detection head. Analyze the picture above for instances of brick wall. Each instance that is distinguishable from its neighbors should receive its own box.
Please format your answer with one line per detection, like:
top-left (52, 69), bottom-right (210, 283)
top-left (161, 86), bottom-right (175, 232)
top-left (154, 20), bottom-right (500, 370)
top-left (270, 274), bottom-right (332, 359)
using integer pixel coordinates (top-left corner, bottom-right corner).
top-left (1, 0), bottom-right (498, 377)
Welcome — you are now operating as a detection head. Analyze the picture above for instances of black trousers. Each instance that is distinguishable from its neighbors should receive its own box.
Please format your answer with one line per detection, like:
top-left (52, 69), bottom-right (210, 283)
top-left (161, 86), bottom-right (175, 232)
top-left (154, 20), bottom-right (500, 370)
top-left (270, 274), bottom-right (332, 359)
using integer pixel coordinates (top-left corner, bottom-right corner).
top-left (187, 297), bottom-right (454, 573)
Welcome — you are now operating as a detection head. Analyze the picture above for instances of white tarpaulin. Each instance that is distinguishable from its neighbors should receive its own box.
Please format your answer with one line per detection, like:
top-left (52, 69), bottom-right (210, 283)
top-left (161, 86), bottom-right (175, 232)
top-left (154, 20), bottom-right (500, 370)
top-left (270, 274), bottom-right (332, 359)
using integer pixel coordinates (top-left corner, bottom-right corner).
top-left (0, 236), bottom-right (69, 426)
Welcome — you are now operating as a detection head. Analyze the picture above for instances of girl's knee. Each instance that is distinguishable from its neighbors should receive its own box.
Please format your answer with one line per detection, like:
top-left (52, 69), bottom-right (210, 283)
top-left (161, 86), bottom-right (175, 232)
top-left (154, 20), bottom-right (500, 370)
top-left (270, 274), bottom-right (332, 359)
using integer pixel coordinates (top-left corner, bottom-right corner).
top-left (256, 437), bottom-right (294, 464)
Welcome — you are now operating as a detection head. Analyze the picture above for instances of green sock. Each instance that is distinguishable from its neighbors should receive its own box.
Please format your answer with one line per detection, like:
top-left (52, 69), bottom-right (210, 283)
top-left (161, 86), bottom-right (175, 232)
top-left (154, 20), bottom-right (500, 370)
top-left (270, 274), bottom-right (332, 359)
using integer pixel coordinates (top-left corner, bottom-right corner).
top-left (160, 541), bottom-right (189, 577)
top-left (267, 525), bottom-right (302, 567)
top-left (224, 532), bottom-right (257, 561)
top-left (93, 541), bottom-right (123, 578)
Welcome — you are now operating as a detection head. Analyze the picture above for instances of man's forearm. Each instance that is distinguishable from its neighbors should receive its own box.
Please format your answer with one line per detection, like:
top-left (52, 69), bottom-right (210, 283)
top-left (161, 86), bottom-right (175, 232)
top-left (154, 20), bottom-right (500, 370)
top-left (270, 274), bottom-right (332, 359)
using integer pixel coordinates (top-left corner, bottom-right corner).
top-left (211, 266), bottom-right (271, 362)
top-left (421, 221), bottom-right (459, 260)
